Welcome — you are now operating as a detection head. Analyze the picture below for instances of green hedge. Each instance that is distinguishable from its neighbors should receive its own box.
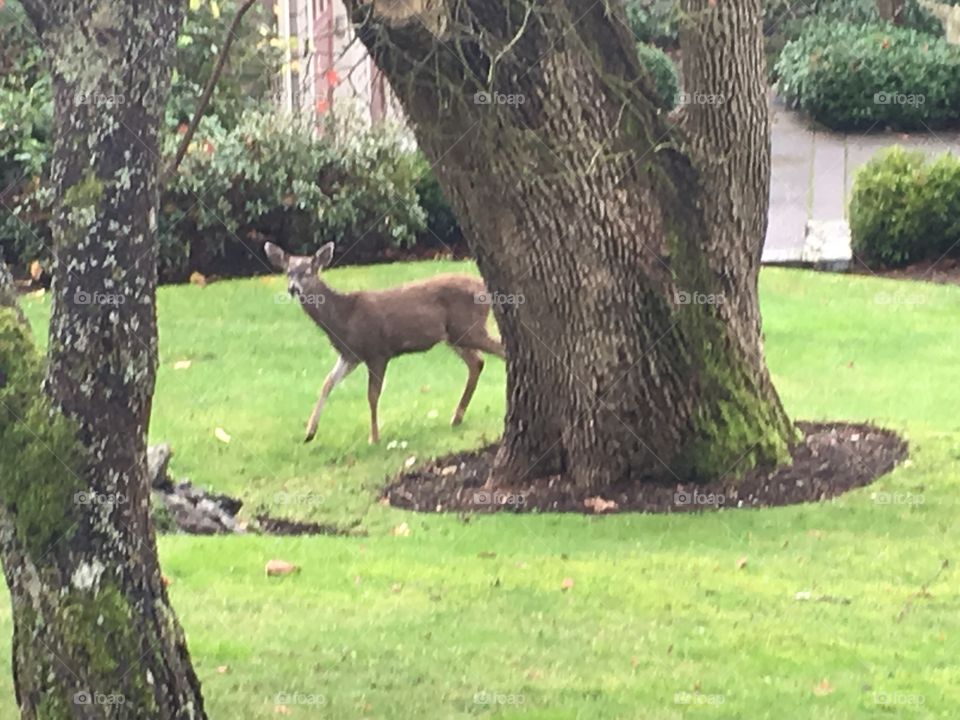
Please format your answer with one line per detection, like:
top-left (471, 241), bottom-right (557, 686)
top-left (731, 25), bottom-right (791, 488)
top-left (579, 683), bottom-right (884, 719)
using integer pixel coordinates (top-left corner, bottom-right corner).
top-left (2, 110), bottom-right (457, 282)
top-left (775, 21), bottom-right (960, 130)
top-left (849, 147), bottom-right (960, 267)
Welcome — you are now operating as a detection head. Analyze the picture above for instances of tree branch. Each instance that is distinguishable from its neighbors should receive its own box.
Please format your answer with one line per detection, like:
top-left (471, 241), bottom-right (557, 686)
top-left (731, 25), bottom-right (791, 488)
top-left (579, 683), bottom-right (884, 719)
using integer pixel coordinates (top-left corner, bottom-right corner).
top-left (159, 0), bottom-right (259, 189)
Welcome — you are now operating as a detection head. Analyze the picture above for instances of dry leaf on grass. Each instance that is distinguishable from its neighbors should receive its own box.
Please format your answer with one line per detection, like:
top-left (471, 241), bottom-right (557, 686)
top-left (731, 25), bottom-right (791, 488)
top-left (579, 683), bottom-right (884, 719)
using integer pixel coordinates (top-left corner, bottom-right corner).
top-left (584, 496), bottom-right (618, 513)
top-left (216, 665), bottom-right (229, 674)
top-left (440, 465), bottom-right (458, 476)
top-left (813, 678), bottom-right (835, 696)
top-left (173, 360), bottom-right (192, 370)
top-left (736, 556), bottom-right (748, 570)
top-left (265, 559), bottom-right (300, 577)
top-left (391, 522), bottom-right (411, 537)
top-left (214, 427), bottom-right (232, 444)
top-left (189, 271), bottom-right (207, 287)
top-left (561, 577), bottom-right (574, 591)
top-left (403, 456), bottom-right (417, 469)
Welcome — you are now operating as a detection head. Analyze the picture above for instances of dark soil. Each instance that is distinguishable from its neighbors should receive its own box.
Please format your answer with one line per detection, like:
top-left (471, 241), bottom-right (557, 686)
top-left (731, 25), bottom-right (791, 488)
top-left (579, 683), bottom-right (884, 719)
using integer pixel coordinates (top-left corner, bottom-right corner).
top-left (382, 422), bottom-right (907, 515)
top-left (851, 256), bottom-right (960, 286)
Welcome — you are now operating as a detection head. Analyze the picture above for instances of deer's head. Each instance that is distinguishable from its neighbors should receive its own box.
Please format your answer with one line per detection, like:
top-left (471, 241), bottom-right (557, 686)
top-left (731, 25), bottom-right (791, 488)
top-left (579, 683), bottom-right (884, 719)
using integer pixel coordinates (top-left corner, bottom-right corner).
top-left (264, 242), bottom-right (335, 296)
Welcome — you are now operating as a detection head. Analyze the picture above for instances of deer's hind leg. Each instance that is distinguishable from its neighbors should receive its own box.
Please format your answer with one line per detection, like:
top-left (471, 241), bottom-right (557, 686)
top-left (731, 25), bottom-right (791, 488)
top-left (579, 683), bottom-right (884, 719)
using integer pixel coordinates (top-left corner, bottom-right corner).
top-left (450, 346), bottom-right (484, 426)
top-left (366, 358), bottom-right (388, 445)
top-left (458, 323), bottom-right (505, 359)
top-left (304, 355), bottom-right (357, 442)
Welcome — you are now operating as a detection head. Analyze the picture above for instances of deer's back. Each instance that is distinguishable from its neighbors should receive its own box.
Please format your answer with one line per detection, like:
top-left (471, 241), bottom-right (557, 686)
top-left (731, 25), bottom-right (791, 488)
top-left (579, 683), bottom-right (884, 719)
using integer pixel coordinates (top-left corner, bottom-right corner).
top-left (348, 274), bottom-right (489, 358)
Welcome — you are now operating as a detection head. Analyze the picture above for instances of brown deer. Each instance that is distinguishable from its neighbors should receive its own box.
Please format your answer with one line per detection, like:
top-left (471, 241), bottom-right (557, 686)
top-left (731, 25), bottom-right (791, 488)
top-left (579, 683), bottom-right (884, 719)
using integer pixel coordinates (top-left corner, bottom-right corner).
top-left (264, 242), bottom-right (504, 444)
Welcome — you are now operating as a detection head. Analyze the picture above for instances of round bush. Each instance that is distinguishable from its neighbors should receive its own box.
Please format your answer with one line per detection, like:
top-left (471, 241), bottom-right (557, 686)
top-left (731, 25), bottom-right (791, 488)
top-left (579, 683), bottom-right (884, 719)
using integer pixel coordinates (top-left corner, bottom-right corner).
top-left (849, 146), bottom-right (960, 266)
top-left (775, 21), bottom-right (960, 130)
top-left (636, 43), bottom-right (679, 110)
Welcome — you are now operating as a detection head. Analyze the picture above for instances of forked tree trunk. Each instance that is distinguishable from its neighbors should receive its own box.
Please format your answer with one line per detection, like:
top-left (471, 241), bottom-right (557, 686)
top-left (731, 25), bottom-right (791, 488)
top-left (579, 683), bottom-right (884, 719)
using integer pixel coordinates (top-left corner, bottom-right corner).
top-left (0, 2), bottom-right (206, 717)
top-left (347, 0), bottom-right (797, 489)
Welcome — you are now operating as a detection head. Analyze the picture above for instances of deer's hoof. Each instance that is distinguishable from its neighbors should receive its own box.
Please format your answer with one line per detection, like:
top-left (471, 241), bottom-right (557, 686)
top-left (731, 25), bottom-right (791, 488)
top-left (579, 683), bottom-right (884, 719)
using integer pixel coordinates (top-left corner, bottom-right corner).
top-left (303, 431), bottom-right (316, 443)
top-left (451, 414), bottom-right (464, 427)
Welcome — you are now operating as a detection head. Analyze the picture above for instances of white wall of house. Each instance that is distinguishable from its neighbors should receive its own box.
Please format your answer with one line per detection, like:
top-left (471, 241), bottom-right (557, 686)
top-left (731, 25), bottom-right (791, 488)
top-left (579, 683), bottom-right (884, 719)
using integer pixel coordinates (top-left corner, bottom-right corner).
top-left (274, 0), bottom-right (404, 127)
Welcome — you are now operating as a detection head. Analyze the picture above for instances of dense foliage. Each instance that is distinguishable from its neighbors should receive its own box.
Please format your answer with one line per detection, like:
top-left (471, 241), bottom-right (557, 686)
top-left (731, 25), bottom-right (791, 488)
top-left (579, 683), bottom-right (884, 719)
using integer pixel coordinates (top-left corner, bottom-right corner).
top-left (0, 0), bottom-right (460, 282)
top-left (624, 0), bottom-right (679, 47)
top-left (849, 147), bottom-right (960, 266)
top-left (775, 21), bottom-right (960, 130)
top-left (636, 43), bottom-right (679, 109)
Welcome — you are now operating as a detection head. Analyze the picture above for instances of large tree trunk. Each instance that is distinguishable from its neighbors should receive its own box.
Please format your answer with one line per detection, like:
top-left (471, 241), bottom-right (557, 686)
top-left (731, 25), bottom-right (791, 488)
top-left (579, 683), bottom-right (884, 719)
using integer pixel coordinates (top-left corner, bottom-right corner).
top-left (348, 0), bottom-right (797, 489)
top-left (0, 2), bottom-right (206, 718)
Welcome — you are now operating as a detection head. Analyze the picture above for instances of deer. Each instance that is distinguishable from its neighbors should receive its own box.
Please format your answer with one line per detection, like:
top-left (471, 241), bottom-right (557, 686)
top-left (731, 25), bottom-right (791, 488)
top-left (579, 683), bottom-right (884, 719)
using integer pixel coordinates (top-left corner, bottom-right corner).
top-left (264, 241), bottom-right (505, 445)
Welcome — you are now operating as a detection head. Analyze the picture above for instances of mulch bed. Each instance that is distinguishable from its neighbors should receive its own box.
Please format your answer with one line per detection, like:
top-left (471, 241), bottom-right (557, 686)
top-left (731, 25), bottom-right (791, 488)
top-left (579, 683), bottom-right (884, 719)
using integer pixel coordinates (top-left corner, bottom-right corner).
top-left (850, 257), bottom-right (960, 286)
top-left (382, 422), bottom-right (907, 515)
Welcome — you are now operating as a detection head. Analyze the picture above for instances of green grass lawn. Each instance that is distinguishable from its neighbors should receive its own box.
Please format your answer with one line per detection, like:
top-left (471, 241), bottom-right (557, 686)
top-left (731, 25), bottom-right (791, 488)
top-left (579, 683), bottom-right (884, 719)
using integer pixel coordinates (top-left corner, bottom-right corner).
top-left (2, 263), bottom-right (958, 719)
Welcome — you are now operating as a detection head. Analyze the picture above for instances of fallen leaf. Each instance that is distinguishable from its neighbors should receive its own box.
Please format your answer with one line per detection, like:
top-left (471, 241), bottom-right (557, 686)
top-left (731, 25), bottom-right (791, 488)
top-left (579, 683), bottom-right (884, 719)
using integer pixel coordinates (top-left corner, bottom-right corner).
top-left (795, 591), bottom-right (812, 601)
top-left (584, 496), bottom-right (618, 513)
top-left (477, 551), bottom-right (497, 559)
top-left (391, 522), bottom-right (411, 537)
top-left (274, 705), bottom-right (290, 715)
top-left (736, 556), bottom-right (748, 570)
top-left (189, 271), bottom-right (207, 287)
top-left (173, 360), bottom-right (192, 370)
top-left (427, 409), bottom-right (439, 419)
top-left (420, 385), bottom-right (431, 393)
top-left (214, 427), bottom-right (232, 444)
top-left (440, 465), bottom-right (458, 476)
top-left (561, 577), bottom-right (574, 591)
top-left (265, 559), bottom-right (300, 576)
top-left (391, 582), bottom-right (403, 593)
top-left (216, 665), bottom-right (229, 674)
top-left (29, 260), bottom-right (43, 280)
top-left (404, 455), bottom-right (417, 469)
top-left (813, 678), bottom-right (835, 696)
top-left (161, 575), bottom-right (172, 587)
top-left (32, 288), bottom-right (45, 298)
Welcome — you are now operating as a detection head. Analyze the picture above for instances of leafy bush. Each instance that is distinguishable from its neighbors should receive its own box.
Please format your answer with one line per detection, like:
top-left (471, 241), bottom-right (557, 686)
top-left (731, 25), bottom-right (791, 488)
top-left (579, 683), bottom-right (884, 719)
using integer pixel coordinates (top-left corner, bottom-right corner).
top-left (775, 21), bottom-right (960, 130)
top-left (636, 44), bottom-right (679, 109)
top-left (159, 110), bottom-right (427, 279)
top-left (414, 162), bottom-right (463, 250)
top-left (849, 146), bottom-right (960, 266)
top-left (0, 0), bottom-right (462, 280)
top-left (624, 0), bottom-right (679, 47)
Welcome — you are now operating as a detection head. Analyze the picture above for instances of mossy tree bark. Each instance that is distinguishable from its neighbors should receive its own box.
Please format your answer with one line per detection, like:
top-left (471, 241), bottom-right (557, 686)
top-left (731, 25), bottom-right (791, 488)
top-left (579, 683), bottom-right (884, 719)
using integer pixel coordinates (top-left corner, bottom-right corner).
top-left (0, 2), bottom-right (206, 718)
top-left (346, 0), bottom-right (797, 489)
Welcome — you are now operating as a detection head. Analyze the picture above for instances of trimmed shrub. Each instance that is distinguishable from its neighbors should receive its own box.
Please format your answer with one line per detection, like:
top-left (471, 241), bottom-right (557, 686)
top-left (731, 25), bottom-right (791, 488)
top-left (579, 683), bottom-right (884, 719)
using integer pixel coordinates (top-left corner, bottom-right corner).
top-left (636, 44), bottom-right (680, 109)
top-left (849, 146), bottom-right (960, 266)
top-left (775, 21), bottom-right (960, 130)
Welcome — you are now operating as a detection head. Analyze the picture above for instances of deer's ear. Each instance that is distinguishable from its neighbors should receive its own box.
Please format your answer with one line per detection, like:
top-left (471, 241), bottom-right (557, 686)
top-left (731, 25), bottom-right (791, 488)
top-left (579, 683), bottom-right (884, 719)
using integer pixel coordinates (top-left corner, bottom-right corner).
top-left (264, 242), bottom-right (288, 270)
top-left (314, 242), bottom-right (335, 269)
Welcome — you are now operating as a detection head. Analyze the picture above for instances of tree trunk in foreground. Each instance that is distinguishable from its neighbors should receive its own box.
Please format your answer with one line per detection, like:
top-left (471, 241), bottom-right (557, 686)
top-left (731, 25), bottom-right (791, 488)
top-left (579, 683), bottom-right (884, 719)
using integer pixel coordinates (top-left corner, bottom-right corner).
top-left (348, 0), bottom-right (797, 489)
top-left (0, 2), bottom-right (206, 717)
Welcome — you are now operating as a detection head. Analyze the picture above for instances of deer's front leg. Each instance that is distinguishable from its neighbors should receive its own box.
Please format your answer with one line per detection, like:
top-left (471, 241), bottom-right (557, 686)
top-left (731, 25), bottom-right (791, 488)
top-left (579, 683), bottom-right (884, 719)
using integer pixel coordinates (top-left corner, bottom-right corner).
top-left (366, 359), bottom-right (388, 444)
top-left (304, 356), bottom-right (356, 442)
